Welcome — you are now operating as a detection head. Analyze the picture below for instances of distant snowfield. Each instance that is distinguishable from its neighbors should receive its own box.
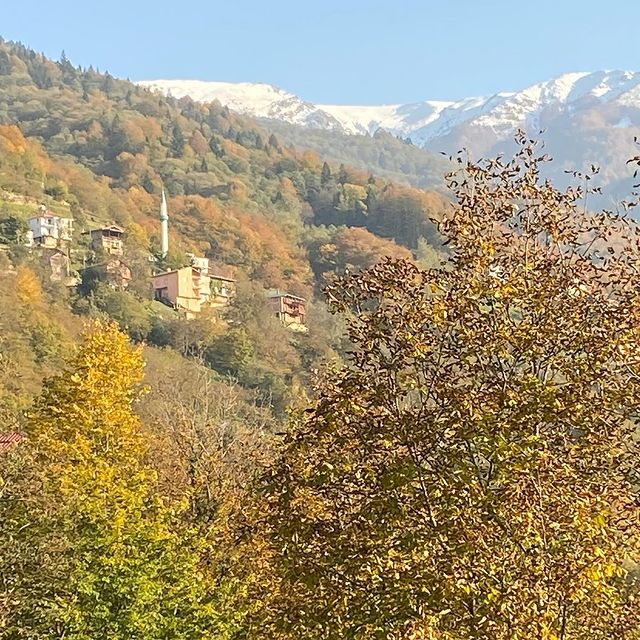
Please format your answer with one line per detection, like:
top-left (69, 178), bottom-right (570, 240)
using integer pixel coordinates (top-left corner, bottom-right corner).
top-left (138, 71), bottom-right (640, 149)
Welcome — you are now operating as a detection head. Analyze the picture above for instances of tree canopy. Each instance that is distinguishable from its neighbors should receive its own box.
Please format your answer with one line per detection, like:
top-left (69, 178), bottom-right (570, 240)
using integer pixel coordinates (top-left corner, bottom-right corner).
top-left (0, 322), bottom-right (244, 639)
top-left (252, 135), bottom-right (640, 639)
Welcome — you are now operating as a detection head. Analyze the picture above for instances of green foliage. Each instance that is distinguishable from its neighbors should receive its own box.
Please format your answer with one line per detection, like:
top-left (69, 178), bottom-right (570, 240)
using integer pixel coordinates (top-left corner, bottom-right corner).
top-left (44, 179), bottom-right (68, 200)
top-left (265, 121), bottom-right (450, 191)
top-left (75, 285), bottom-right (152, 342)
top-left (0, 323), bottom-right (245, 639)
top-left (0, 211), bottom-right (27, 244)
top-left (1, 40), bottom-right (639, 640)
top-left (170, 123), bottom-right (186, 158)
top-left (205, 327), bottom-right (254, 376)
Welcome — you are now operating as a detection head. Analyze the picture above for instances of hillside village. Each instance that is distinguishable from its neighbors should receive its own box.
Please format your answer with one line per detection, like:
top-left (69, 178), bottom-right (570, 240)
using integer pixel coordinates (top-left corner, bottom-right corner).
top-left (0, 36), bottom-right (449, 446)
top-left (19, 195), bottom-right (308, 330)
top-left (1, 13), bottom-right (640, 638)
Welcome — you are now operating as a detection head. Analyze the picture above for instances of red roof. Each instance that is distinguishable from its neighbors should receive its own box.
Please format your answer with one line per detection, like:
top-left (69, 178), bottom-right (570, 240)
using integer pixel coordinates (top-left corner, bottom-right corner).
top-left (0, 432), bottom-right (25, 454)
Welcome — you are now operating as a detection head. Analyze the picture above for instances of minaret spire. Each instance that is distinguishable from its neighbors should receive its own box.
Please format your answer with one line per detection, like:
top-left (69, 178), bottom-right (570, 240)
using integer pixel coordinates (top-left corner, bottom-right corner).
top-left (160, 188), bottom-right (169, 258)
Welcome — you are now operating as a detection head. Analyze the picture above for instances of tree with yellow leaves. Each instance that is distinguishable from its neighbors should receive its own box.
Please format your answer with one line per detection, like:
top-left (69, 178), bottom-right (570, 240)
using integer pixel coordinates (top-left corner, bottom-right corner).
top-left (253, 135), bottom-right (640, 639)
top-left (0, 322), bottom-right (244, 639)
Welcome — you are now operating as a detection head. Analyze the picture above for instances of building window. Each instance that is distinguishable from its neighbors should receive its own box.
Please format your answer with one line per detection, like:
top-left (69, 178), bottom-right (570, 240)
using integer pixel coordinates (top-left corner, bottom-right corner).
top-left (154, 287), bottom-right (169, 301)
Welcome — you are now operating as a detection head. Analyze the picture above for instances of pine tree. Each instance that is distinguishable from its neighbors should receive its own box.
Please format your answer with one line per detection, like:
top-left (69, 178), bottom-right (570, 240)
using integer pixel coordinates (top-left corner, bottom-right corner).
top-left (209, 135), bottom-right (225, 158)
top-left (320, 161), bottom-right (332, 186)
top-left (0, 50), bottom-right (11, 75)
top-left (268, 133), bottom-right (280, 151)
top-left (337, 163), bottom-right (348, 185)
top-left (170, 123), bottom-right (185, 158)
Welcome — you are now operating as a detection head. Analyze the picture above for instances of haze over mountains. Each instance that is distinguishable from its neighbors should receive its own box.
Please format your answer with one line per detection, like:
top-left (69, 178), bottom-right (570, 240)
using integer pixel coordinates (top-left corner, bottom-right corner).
top-left (140, 72), bottom-right (640, 197)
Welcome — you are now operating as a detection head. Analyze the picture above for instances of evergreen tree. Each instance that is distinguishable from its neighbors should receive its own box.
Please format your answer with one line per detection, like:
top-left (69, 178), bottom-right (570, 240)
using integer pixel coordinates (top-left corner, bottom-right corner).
top-left (0, 50), bottom-right (10, 75)
top-left (320, 161), bottom-right (332, 186)
top-left (209, 135), bottom-right (225, 158)
top-left (0, 213), bottom-right (27, 244)
top-left (170, 123), bottom-right (185, 158)
top-left (268, 133), bottom-right (280, 151)
top-left (101, 73), bottom-right (115, 95)
top-left (337, 163), bottom-right (348, 185)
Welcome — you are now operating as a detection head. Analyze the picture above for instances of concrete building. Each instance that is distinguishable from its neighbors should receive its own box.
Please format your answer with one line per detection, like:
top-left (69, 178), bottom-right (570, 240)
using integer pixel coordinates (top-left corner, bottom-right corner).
top-left (29, 206), bottom-right (73, 248)
top-left (152, 266), bottom-right (211, 317)
top-left (84, 225), bottom-right (125, 256)
top-left (184, 253), bottom-right (235, 308)
top-left (266, 289), bottom-right (307, 331)
top-left (186, 253), bottom-right (210, 275)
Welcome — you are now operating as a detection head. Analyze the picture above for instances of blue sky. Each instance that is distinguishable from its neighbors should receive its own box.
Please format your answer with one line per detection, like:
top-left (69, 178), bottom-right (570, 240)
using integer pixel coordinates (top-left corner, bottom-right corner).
top-left (5, 0), bottom-right (640, 104)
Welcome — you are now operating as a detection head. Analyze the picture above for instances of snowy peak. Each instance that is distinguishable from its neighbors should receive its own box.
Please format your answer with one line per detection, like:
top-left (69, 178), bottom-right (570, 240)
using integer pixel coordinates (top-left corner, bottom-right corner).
top-left (139, 72), bottom-right (640, 195)
top-left (138, 79), bottom-right (347, 131)
top-left (139, 80), bottom-right (294, 114)
top-left (138, 71), bottom-right (640, 148)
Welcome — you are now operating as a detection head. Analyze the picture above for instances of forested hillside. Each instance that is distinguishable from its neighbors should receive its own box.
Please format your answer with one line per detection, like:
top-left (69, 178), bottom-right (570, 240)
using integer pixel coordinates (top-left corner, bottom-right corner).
top-left (259, 120), bottom-right (451, 191)
top-left (0, 38), bottom-right (450, 427)
top-left (1, 32), bottom-right (639, 638)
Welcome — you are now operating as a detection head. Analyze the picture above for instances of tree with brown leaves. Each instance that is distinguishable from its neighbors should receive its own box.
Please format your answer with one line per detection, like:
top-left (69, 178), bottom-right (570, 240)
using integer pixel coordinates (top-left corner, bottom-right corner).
top-left (253, 134), bottom-right (640, 639)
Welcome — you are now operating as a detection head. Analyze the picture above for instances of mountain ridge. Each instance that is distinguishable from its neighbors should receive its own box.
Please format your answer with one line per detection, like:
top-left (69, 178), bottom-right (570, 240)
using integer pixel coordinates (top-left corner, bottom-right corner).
top-left (139, 70), bottom-right (640, 145)
top-left (139, 71), bottom-right (640, 196)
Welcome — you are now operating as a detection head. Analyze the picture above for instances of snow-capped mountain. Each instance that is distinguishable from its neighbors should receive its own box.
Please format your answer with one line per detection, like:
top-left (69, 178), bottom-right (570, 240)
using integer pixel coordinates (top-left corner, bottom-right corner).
top-left (139, 72), bottom-right (640, 195)
top-left (139, 72), bottom-right (640, 146)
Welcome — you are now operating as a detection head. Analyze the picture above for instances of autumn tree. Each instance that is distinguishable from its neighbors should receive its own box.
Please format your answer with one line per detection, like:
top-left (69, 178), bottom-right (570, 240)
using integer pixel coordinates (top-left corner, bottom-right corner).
top-left (139, 348), bottom-right (275, 523)
top-left (0, 322), bottom-right (244, 639)
top-left (189, 128), bottom-right (210, 156)
top-left (253, 135), bottom-right (640, 639)
top-left (306, 226), bottom-right (412, 283)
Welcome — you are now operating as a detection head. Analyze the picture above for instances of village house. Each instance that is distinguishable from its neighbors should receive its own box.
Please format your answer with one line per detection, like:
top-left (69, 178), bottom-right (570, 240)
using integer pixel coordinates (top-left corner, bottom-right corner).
top-left (209, 273), bottom-right (236, 308)
top-left (84, 224), bottom-right (125, 256)
top-left (152, 266), bottom-right (211, 317)
top-left (29, 206), bottom-right (73, 249)
top-left (80, 258), bottom-right (132, 290)
top-left (187, 255), bottom-right (236, 307)
top-left (151, 200), bottom-right (235, 316)
top-left (266, 289), bottom-right (307, 331)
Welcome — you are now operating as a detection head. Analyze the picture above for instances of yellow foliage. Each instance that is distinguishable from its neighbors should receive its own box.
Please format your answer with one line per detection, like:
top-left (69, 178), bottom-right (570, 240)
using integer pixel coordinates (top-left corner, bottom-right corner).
top-left (29, 320), bottom-right (147, 471)
top-left (15, 266), bottom-right (43, 306)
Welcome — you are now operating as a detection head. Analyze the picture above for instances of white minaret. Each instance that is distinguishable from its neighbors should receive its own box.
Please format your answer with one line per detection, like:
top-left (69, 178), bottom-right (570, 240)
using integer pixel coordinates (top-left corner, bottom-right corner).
top-left (160, 189), bottom-right (169, 258)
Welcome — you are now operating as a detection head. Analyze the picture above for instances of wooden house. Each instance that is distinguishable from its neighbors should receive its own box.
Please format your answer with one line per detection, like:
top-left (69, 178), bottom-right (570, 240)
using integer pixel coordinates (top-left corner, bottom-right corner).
top-left (80, 258), bottom-right (132, 290)
top-left (266, 289), bottom-right (307, 331)
top-left (84, 225), bottom-right (125, 256)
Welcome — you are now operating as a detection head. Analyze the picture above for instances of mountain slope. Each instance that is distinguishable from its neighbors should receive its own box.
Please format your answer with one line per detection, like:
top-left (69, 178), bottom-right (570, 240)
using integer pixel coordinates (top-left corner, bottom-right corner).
top-left (0, 38), bottom-right (448, 424)
top-left (140, 72), bottom-right (640, 195)
top-left (139, 72), bottom-right (640, 144)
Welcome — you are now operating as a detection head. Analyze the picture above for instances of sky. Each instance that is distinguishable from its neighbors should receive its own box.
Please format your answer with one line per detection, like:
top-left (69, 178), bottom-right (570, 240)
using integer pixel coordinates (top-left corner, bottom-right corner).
top-left (5, 0), bottom-right (640, 104)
